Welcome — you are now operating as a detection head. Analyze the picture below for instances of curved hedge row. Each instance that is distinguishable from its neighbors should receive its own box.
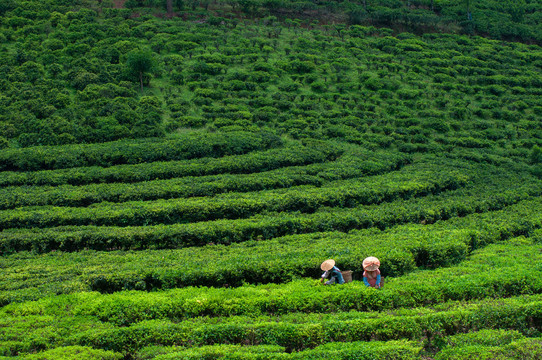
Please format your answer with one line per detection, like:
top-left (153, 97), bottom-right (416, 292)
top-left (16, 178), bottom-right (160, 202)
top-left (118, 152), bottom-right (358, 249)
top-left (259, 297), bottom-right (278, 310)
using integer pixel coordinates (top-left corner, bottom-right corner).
top-left (0, 143), bottom-right (342, 188)
top-left (152, 341), bottom-right (422, 360)
top-left (80, 297), bottom-right (542, 353)
top-left (0, 149), bottom-right (408, 209)
top-left (0, 163), bottom-right (470, 230)
top-left (0, 177), bottom-right (538, 255)
top-left (56, 242), bottom-right (542, 324)
top-left (0, 131), bottom-right (282, 172)
top-left (1, 199), bottom-right (541, 305)
top-left (21, 346), bottom-right (123, 360)
top-left (148, 335), bottom-right (542, 360)
top-left (3, 293), bottom-right (542, 355)
top-left (0, 172), bottom-right (325, 210)
top-left (435, 330), bottom-right (542, 360)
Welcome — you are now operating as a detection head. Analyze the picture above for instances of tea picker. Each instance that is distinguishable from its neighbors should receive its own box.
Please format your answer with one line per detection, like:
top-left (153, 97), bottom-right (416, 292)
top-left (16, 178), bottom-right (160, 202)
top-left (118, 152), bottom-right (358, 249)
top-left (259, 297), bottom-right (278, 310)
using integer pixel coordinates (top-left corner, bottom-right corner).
top-left (362, 256), bottom-right (382, 288)
top-left (320, 259), bottom-right (345, 285)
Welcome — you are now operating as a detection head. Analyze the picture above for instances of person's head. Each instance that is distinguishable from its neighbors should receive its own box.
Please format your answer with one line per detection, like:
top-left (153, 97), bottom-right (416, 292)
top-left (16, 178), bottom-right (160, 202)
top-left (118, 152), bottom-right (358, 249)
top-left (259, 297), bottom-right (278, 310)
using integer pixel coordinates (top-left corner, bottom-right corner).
top-left (363, 256), bottom-right (380, 272)
top-left (321, 259), bottom-right (335, 271)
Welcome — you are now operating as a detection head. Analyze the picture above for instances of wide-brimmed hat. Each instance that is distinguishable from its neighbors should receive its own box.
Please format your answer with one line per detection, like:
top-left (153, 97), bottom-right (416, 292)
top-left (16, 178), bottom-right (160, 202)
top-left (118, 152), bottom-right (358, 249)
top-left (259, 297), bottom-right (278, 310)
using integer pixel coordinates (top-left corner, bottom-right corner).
top-left (363, 256), bottom-right (380, 271)
top-left (320, 259), bottom-right (335, 271)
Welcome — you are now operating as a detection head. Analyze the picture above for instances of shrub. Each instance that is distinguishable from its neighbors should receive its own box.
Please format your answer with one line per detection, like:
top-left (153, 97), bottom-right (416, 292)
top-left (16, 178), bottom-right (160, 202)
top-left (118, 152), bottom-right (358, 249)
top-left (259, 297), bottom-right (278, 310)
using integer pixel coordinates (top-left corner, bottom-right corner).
top-left (0, 136), bottom-right (8, 149)
top-left (530, 145), bottom-right (542, 164)
top-left (24, 346), bottom-right (123, 360)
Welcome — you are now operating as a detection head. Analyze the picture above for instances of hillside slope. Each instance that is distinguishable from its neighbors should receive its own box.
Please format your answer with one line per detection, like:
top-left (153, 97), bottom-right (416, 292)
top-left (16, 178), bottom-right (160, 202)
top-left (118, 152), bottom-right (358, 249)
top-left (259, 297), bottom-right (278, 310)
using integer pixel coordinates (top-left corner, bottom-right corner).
top-left (1, 1), bottom-right (542, 359)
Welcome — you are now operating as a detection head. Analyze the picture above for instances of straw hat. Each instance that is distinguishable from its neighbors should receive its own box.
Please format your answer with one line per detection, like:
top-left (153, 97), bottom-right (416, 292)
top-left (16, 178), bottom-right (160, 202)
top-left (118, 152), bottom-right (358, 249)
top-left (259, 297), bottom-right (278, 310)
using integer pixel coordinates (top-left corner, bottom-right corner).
top-left (363, 256), bottom-right (380, 271)
top-left (320, 259), bottom-right (335, 271)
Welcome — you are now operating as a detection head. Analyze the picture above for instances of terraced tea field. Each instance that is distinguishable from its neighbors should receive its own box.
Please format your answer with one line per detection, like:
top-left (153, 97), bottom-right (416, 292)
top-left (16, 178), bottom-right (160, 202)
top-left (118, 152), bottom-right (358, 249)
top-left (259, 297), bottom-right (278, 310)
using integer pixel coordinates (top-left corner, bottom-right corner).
top-left (1, 130), bottom-right (542, 359)
top-left (2, 0), bottom-right (542, 358)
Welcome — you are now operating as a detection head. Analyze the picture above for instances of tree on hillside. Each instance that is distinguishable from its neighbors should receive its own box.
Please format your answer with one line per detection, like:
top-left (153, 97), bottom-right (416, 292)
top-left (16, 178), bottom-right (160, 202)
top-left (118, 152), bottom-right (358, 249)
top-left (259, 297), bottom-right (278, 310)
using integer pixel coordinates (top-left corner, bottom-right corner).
top-left (125, 49), bottom-right (157, 93)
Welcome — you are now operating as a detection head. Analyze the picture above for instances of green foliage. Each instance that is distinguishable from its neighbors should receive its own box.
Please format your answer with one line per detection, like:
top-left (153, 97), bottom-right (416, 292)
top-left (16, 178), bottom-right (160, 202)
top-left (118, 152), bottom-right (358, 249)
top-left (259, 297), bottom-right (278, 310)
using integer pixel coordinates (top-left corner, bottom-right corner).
top-left (2, 188), bottom-right (541, 300)
top-left (24, 346), bottom-right (123, 360)
top-left (0, 131), bottom-right (277, 172)
top-left (2, 2), bottom-right (542, 359)
top-left (148, 341), bottom-right (421, 359)
top-left (530, 145), bottom-right (542, 164)
top-left (0, 161), bottom-right (471, 230)
top-left (435, 331), bottom-right (542, 360)
top-left (0, 146), bottom-right (401, 209)
top-left (1, 1), bottom-right (541, 149)
top-left (2, 278), bottom-right (542, 354)
top-left (124, 49), bottom-right (157, 91)
top-left (0, 142), bottom-right (336, 189)
top-left (0, 137), bottom-right (8, 149)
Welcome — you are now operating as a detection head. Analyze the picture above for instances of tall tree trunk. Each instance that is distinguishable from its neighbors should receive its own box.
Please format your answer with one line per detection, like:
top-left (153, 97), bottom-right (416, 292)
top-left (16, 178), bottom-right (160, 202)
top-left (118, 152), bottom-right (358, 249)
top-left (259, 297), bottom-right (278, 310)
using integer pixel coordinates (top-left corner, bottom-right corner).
top-left (139, 71), bottom-right (143, 93)
top-left (167, 0), bottom-right (173, 15)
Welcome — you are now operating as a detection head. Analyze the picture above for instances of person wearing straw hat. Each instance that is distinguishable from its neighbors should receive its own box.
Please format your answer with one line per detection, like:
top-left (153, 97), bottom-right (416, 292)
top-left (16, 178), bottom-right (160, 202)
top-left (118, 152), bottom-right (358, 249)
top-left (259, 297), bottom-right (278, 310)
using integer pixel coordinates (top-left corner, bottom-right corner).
top-left (320, 259), bottom-right (345, 285)
top-left (362, 256), bottom-right (381, 288)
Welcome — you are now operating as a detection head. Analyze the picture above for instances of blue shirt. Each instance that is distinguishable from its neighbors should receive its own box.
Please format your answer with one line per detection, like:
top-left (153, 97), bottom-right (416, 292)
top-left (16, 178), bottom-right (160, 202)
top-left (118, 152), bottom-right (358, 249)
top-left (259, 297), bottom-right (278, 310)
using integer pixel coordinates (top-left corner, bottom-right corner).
top-left (321, 266), bottom-right (345, 284)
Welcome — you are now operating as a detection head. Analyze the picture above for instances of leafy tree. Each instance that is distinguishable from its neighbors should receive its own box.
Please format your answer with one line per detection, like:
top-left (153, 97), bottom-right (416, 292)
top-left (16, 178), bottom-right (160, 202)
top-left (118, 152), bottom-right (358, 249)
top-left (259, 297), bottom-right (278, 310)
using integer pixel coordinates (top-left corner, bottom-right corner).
top-left (125, 49), bottom-right (157, 92)
top-left (72, 71), bottom-right (99, 90)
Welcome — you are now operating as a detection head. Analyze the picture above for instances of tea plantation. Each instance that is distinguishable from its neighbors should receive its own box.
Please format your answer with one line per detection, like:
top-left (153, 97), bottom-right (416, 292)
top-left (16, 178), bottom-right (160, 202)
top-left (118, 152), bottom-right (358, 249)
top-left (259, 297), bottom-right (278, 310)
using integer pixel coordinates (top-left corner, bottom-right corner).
top-left (1, 0), bottom-right (542, 359)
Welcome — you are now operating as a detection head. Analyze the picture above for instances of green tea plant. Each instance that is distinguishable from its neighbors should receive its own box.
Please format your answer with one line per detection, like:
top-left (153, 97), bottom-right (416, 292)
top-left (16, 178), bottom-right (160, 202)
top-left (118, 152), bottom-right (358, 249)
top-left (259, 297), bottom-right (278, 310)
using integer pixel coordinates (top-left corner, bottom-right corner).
top-left (0, 147), bottom-right (406, 208)
top-left (2, 1), bottom-right (542, 359)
